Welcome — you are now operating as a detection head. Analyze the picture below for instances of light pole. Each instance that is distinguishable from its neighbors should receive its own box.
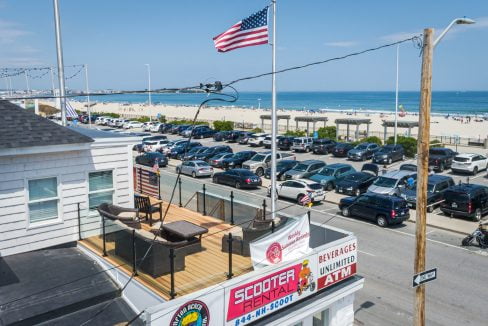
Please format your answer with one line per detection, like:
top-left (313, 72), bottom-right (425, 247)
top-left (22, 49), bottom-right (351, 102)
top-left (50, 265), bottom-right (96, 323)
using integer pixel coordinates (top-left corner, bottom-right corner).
top-left (258, 98), bottom-right (261, 110)
top-left (84, 64), bottom-right (91, 128)
top-left (53, 0), bottom-right (67, 126)
top-left (394, 44), bottom-right (400, 145)
top-left (145, 63), bottom-right (152, 121)
top-left (414, 17), bottom-right (475, 326)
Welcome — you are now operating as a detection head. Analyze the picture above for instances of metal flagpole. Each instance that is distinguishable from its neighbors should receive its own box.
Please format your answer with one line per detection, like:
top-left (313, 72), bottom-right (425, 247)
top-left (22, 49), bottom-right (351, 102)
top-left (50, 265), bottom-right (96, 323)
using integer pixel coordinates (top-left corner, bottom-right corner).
top-left (53, 0), bottom-right (67, 126)
top-left (270, 0), bottom-right (277, 221)
top-left (24, 71), bottom-right (30, 95)
top-left (85, 64), bottom-right (92, 128)
top-left (50, 67), bottom-right (56, 96)
top-left (4, 78), bottom-right (8, 97)
top-left (394, 44), bottom-right (399, 145)
top-left (8, 77), bottom-right (13, 96)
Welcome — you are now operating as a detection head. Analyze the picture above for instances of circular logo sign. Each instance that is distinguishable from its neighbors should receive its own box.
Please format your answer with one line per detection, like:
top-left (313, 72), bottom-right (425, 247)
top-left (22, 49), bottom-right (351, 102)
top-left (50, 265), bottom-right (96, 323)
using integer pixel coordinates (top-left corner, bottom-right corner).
top-left (170, 300), bottom-right (210, 326)
top-left (266, 242), bottom-right (282, 264)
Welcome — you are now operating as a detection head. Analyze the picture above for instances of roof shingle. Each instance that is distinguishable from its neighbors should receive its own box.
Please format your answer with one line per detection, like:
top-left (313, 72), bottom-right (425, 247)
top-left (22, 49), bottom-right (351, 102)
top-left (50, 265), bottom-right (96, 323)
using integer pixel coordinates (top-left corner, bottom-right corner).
top-left (0, 100), bottom-right (93, 149)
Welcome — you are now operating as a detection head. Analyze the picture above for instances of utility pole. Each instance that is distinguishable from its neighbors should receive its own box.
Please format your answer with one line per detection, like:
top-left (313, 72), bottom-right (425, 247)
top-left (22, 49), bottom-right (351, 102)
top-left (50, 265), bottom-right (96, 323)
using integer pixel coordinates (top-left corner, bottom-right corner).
top-left (84, 64), bottom-right (91, 128)
top-left (270, 0), bottom-right (277, 220)
top-left (53, 0), bottom-right (67, 126)
top-left (394, 44), bottom-right (400, 145)
top-left (414, 28), bottom-right (433, 326)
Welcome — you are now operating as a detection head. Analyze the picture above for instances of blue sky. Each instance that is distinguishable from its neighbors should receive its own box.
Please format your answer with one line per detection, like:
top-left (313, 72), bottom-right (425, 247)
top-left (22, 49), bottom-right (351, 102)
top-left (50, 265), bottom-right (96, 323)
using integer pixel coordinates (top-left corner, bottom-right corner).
top-left (1, 0), bottom-right (487, 92)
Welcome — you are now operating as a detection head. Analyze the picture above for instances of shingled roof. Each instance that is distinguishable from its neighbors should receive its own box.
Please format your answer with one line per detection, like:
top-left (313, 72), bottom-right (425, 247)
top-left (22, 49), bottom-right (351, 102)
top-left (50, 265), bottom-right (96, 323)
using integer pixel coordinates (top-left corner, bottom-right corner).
top-left (0, 100), bottom-right (93, 149)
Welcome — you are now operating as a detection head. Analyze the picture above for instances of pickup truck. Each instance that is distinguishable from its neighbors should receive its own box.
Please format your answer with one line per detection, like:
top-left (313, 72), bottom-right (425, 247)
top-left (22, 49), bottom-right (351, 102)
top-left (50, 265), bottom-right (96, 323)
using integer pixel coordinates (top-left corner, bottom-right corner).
top-left (428, 147), bottom-right (457, 172)
top-left (242, 151), bottom-right (296, 176)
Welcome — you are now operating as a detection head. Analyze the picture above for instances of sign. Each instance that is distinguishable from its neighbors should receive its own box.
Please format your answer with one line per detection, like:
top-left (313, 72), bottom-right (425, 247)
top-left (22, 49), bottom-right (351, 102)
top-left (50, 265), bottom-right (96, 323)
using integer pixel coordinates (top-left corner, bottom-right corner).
top-left (249, 214), bottom-right (311, 269)
top-left (317, 239), bottom-right (357, 290)
top-left (225, 256), bottom-right (317, 326)
top-left (412, 268), bottom-right (437, 288)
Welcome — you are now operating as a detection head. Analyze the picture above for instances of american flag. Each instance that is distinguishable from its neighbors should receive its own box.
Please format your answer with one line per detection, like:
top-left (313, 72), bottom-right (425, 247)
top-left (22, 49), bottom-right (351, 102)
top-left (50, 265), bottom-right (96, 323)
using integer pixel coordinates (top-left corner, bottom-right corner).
top-left (300, 193), bottom-right (312, 205)
top-left (65, 100), bottom-right (78, 118)
top-left (213, 7), bottom-right (269, 53)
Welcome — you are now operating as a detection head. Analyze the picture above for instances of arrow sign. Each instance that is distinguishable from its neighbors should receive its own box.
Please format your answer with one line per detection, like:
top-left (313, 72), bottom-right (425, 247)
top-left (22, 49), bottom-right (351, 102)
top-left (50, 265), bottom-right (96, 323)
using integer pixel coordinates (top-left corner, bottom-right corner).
top-left (412, 268), bottom-right (437, 287)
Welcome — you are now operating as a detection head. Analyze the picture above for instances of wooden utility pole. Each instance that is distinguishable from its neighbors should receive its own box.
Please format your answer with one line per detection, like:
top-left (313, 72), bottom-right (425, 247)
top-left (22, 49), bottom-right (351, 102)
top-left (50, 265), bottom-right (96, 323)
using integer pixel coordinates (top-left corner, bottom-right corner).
top-left (414, 28), bottom-right (434, 326)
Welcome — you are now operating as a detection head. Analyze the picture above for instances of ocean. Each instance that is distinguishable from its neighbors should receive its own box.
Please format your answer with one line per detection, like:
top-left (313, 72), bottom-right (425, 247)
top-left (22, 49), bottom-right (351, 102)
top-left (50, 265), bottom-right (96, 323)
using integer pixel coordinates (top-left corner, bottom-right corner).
top-left (82, 91), bottom-right (488, 115)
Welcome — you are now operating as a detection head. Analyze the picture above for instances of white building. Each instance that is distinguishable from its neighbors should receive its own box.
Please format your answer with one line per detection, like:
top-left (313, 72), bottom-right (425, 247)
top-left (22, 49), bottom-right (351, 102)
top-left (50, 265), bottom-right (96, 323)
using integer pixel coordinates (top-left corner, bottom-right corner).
top-left (0, 100), bottom-right (139, 257)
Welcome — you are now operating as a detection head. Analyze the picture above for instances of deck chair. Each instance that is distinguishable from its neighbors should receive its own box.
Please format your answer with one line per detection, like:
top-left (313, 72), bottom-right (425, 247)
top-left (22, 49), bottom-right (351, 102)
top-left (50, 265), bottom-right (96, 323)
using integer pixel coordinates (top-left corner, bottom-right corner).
top-left (134, 194), bottom-right (163, 226)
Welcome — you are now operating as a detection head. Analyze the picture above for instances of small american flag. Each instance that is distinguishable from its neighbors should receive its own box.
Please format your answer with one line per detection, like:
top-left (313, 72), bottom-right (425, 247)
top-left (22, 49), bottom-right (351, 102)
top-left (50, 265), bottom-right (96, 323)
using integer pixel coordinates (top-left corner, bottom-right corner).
top-left (300, 193), bottom-right (312, 205)
top-left (213, 7), bottom-right (269, 53)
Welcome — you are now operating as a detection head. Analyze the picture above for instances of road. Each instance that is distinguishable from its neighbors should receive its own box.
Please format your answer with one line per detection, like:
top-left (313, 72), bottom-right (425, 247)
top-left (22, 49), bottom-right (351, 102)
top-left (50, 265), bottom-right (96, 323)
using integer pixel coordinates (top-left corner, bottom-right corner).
top-left (129, 128), bottom-right (488, 325)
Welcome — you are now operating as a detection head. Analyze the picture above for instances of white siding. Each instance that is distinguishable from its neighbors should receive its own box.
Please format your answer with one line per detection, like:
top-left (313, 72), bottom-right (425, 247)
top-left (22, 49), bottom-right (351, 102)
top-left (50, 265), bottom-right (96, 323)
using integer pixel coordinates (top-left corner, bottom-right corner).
top-left (0, 143), bottom-right (135, 257)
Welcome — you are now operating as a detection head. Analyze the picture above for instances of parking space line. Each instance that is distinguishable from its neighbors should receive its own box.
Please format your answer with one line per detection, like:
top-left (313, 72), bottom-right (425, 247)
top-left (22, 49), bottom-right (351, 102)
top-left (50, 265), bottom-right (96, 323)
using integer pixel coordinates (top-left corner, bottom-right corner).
top-left (358, 250), bottom-right (376, 257)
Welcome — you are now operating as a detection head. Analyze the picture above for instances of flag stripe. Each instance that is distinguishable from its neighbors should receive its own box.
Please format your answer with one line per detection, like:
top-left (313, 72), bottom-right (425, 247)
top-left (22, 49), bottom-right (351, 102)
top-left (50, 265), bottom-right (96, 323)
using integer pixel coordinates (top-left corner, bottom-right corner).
top-left (214, 28), bottom-right (268, 47)
top-left (217, 38), bottom-right (269, 53)
top-left (66, 101), bottom-right (78, 118)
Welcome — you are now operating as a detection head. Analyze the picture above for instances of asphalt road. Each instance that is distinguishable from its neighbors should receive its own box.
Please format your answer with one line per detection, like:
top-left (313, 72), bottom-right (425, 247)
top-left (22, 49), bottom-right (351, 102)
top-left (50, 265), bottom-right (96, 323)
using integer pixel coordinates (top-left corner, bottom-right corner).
top-left (130, 129), bottom-right (488, 325)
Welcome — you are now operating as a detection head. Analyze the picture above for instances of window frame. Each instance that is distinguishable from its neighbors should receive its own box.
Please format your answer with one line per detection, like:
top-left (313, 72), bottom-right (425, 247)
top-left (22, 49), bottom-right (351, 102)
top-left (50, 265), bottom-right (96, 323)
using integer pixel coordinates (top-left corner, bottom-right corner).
top-left (26, 176), bottom-right (62, 227)
top-left (87, 170), bottom-right (115, 212)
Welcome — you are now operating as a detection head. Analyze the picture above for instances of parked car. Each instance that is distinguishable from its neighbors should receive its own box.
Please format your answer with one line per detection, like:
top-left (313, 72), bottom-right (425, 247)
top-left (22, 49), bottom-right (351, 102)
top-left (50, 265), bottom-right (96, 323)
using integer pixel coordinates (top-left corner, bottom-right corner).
top-left (150, 123), bottom-right (163, 133)
top-left (242, 151), bottom-right (296, 176)
top-left (400, 175), bottom-right (455, 212)
top-left (237, 132), bottom-right (255, 145)
top-left (291, 137), bottom-right (314, 153)
top-left (221, 151), bottom-right (257, 170)
top-left (335, 164), bottom-right (379, 196)
top-left (312, 138), bottom-right (337, 154)
top-left (451, 153), bottom-right (488, 175)
top-left (278, 136), bottom-right (296, 150)
top-left (169, 142), bottom-right (202, 159)
top-left (158, 123), bottom-right (174, 133)
top-left (226, 130), bottom-right (245, 143)
top-left (263, 135), bottom-right (284, 149)
top-left (308, 163), bottom-right (356, 191)
top-left (208, 152), bottom-right (234, 168)
top-left (347, 143), bottom-right (380, 161)
top-left (332, 143), bottom-right (355, 157)
top-left (178, 125), bottom-right (193, 136)
top-left (159, 139), bottom-right (188, 155)
top-left (248, 133), bottom-right (269, 147)
top-left (143, 139), bottom-right (171, 152)
top-left (339, 193), bottom-right (410, 227)
top-left (143, 122), bottom-right (156, 132)
top-left (283, 160), bottom-right (326, 180)
top-left (399, 163), bottom-right (417, 172)
top-left (367, 170), bottom-right (417, 196)
top-left (194, 145), bottom-right (233, 162)
top-left (264, 160), bottom-right (299, 181)
top-left (171, 124), bottom-right (190, 134)
top-left (183, 125), bottom-right (214, 138)
top-left (428, 147), bottom-right (457, 172)
top-left (182, 146), bottom-right (209, 161)
top-left (212, 169), bottom-right (262, 189)
top-left (135, 152), bottom-right (168, 168)
top-left (176, 160), bottom-right (213, 178)
top-left (213, 131), bottom-right (232, 141)
top-left (116, 119), bottom-right (130, 128)
top-left (270, 180), bottom-right (325, 204)
top-left (372, 144), bottom-right (405, 164)
top-left (124, 121), bottom-right (144, 129)
top-left (440, 183), bottom-right (488, 221)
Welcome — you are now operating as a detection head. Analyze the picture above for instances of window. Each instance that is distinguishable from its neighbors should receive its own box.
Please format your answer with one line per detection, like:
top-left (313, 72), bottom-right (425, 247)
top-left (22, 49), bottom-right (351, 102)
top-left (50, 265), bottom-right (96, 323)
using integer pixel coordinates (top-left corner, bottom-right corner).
top-left (88, 171), bottom-right (114, 210)
top-left (313, 309), bottom-right (329, 326)
top-left (28, 177), bottom-right (59, 223)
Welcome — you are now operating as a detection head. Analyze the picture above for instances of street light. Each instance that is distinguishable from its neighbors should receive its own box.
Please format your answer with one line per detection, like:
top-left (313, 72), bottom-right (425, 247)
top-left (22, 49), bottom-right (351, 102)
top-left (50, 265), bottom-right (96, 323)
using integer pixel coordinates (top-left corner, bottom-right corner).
top-left (257, 98), bottom-right (261, 110)
top-left (145, 63), bottom-right (152, 121)
top-left (434, 17), bottom-right (476, 48)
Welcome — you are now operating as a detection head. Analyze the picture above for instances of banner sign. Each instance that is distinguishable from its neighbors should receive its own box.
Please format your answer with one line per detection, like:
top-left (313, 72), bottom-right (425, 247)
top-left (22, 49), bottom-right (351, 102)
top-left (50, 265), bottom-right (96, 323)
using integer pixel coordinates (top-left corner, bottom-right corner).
top-left (249, 214), bottom-right (311, 269)
top-left (225, 256), bottom-right (317, 326)
top-left (317, 239), bottom-right (357, 290)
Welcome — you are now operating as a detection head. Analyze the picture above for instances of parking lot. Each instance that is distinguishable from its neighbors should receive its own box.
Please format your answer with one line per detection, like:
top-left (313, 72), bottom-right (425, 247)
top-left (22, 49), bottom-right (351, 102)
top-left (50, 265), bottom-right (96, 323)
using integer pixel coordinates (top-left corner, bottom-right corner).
top-left (125, 127), bottom-right (488, 233)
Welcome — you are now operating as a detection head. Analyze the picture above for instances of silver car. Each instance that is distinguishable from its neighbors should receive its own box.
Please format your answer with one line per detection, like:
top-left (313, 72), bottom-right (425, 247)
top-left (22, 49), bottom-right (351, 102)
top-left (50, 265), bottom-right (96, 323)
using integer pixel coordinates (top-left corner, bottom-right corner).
top-left (367, 170), bottom-right (417, 196)
top-left (176, 160), bottom-right (214, 178)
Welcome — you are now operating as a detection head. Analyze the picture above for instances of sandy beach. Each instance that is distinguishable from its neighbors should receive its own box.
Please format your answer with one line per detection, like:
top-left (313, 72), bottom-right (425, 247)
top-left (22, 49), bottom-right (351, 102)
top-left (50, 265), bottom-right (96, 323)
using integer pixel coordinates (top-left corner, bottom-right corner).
top-left (63, 101), bottom-right (488, 140)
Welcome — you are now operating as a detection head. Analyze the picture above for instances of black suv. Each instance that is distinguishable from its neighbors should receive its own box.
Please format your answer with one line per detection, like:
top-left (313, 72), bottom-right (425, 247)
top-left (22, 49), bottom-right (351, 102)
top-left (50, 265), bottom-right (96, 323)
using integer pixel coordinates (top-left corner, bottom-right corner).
top-left (221, 150), bottom-right (257, 169)
top-left (372, 144), bottom-right (405, 165)
top-left (278, 136), bottom-right (296, 150)
top-left (170, 142), bottom-right (202, 159)
top-left (428, 147), bottom-right (457, 172)
top-left (135, 152), bottom-right (168, 167)
top-left (400, 175), bottom-right (455, 212)
top-left (194, 145), bottom-right (233, 162)
top-left (440, 184), bottom-right (488, 221)
top-left (332, 143), bottom-right (354, 157)
top-left (213, 131), bottom-right (231, 141)
top-left (312, 138), bottom-right (336, 154)
top-left (339, 193), bottom-right (410, 226)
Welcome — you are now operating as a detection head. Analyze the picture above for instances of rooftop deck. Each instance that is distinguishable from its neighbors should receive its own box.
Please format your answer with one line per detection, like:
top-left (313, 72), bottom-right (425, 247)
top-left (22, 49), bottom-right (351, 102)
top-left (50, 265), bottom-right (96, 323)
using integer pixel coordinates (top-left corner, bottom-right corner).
top-left (80, 201), bottom-right (254, 300)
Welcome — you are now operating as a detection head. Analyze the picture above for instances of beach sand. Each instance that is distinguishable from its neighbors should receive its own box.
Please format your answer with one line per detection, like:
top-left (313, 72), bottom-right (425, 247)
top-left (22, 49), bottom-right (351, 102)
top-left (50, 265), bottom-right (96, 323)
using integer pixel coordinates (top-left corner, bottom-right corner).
top-left (63, 101), bottom-right (488, 140)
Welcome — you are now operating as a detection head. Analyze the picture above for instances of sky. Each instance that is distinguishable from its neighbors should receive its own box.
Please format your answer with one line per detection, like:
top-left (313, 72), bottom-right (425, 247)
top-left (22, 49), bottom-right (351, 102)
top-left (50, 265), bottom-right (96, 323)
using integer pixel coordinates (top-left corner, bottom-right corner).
top-left (1, 0), bottom-right (487, 92)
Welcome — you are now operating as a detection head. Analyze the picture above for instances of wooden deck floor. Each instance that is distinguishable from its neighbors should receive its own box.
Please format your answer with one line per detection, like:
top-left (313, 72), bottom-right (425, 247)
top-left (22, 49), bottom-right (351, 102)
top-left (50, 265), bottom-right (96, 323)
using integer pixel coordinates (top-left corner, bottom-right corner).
top-left (80, 201), bottom-right (253, 300)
